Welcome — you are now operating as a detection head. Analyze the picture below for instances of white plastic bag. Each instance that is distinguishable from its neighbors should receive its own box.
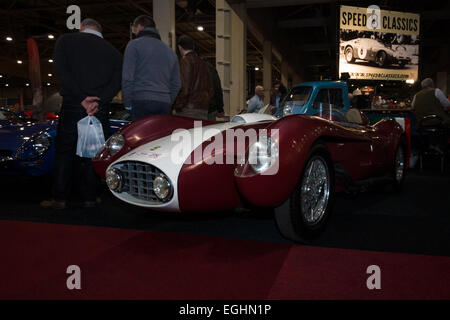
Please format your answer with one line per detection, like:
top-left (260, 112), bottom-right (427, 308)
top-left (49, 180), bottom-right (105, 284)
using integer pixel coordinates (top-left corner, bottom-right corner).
top-left (76, 115), bottom-right (105, 158)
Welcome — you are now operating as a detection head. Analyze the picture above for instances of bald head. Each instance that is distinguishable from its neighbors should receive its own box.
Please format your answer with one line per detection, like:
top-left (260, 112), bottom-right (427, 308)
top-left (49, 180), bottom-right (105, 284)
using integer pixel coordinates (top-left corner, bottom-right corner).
top-left (255, 85), bottom-right (264, 98)
top-left (421, 78), bottom-right (434, 89)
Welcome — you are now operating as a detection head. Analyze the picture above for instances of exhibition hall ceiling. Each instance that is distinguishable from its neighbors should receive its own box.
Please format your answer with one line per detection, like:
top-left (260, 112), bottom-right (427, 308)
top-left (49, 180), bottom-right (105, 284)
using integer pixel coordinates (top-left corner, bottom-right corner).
top-left (0, 0), bottom-right (449, 85)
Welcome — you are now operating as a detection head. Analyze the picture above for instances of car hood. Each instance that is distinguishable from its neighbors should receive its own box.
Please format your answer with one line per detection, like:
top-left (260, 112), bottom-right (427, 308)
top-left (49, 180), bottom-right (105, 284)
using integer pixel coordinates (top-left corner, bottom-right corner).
top-left (0, 120), bottom-right (56, 151)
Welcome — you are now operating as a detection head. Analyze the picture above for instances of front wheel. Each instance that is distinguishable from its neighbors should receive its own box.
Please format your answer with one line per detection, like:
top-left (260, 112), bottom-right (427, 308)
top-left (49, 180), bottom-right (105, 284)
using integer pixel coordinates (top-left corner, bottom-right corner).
top-left (392, 139), bottom-right (407, 191)
top-left (274, 144), bottom-right (335, 243)
top-left (345, 46), bottom-right (355, 63)
top-left (375, 51), bottom-right (387, 67)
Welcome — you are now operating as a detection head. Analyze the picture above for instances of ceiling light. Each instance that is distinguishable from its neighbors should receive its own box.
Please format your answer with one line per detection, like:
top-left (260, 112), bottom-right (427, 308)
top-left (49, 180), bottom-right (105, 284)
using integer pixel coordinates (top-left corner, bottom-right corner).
top-left (6, 36), bottom-right (13, 41)
top-left (25, 83), bottom-right (29, 86)
top-left (5, 84), bottom-right (9, 87)
top-left (48, 59), bottom-right (54, 63)
top-left (0, 75), bottom-right (2, 78)
top-left (48, 34), bottom-right (54, 39)
top-left (48, 73), bottom-right (52, 77)
top-left (17, 60), bottom-right (22, 64)
top-left (254, 67), bottom-right (259, 71)
top-left (47, 83), bottom-right (51, 86)
top-left (197, 26), bottom-right (204, 32)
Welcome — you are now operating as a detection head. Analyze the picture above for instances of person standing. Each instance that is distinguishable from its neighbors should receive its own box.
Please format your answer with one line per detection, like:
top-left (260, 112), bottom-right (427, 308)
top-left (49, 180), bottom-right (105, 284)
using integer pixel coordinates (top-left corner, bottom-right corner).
top-left (247, 85), bottom-right (265, 113)
top-left (122, 15), bottom-right (181, 121)
top-left (270, 83), bottom-right (287, 114)
top-left (40, 18), bottom-right (122, 209)
top-left (270, 81), bottom-right (281, 107)
top-left (173, 35), bottom-right (214, 120)
top-left (412, 78), bottom-right (450, 129)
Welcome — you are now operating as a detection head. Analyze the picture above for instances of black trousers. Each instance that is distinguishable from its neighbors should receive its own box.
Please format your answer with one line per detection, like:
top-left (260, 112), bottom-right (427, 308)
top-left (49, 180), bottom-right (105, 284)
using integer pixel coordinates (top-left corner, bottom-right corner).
top-left (52, 104), bottom-right (109, 202)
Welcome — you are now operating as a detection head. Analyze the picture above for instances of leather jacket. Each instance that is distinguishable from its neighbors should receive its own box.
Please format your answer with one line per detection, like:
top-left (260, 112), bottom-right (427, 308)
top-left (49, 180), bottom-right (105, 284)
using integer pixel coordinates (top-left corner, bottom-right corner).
top-left (174, 51), bottom-right (214, 111)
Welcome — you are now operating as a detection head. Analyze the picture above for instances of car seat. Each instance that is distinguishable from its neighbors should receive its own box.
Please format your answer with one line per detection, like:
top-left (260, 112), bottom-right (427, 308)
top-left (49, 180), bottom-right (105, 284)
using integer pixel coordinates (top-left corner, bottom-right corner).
top-left (345, 108), bottom-right (369, 125)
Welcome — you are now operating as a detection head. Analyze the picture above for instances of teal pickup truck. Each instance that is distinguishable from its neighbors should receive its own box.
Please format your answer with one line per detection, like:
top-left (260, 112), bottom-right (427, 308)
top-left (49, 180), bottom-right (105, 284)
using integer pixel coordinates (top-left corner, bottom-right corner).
top-left (275, 81), bottom-right (351, 121)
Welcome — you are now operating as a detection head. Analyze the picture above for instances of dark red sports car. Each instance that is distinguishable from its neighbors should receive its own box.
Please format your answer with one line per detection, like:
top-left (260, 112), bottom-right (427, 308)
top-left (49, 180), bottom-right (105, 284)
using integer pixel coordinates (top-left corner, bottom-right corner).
top-left (93, 112), bottom-right (407, 242)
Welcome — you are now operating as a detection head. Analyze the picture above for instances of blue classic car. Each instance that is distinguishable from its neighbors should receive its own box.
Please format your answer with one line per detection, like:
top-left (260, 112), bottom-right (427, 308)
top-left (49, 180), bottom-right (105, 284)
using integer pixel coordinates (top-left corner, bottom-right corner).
top-left (0, 106), bottom-right (129, 176)
top-left (276, 81), bottom-right (351, 121)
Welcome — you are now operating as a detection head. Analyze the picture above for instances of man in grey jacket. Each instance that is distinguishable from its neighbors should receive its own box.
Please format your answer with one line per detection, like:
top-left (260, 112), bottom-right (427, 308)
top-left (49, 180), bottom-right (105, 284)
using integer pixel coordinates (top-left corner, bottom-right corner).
top-left (122, 15), bottom-right (181, 120)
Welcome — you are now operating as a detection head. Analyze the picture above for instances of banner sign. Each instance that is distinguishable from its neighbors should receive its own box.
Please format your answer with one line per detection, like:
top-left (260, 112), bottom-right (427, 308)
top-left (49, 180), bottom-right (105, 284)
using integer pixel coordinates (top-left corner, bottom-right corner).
top-left (339, 5), bottom-right (420, 81)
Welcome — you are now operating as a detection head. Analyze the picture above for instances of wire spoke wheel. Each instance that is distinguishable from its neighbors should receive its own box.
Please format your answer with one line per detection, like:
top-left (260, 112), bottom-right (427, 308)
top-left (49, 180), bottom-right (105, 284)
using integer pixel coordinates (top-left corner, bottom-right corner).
top-left (274, 144), bottom-right (335, 243)
top-left (300, 156), bottom-right (330, 225)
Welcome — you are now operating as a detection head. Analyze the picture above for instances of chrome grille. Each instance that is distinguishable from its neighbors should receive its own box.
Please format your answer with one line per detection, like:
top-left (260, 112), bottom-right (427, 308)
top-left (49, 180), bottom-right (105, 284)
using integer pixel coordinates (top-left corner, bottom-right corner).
top-left (113, 161), bottom-right (169, 203)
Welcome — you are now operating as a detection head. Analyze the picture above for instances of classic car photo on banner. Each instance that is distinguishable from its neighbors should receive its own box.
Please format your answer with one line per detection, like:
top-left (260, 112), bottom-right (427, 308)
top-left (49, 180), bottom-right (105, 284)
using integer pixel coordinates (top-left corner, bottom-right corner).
top-left (339, 5), bottom-right (420, 81)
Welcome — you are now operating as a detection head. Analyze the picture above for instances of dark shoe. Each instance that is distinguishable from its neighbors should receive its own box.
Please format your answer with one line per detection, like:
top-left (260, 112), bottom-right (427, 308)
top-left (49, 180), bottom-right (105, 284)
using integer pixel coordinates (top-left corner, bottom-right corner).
top-left (40, 199), bottom-right (66, 210)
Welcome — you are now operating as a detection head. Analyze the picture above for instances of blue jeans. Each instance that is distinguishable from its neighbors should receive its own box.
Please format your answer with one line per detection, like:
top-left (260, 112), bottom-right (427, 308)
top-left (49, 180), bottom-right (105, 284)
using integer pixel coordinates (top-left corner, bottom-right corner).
top-left (131, 100), bottom-right (171, 121)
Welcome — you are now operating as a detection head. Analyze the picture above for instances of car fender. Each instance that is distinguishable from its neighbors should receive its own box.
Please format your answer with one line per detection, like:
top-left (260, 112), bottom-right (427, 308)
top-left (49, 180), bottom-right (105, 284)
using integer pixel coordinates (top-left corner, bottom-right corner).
top-left (234, 115), bottom-right (341, 207)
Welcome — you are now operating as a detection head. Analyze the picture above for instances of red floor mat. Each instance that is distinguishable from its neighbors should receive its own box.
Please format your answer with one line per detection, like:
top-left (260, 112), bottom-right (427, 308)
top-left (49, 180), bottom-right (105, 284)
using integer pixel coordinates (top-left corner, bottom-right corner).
top-left (0, 220), bottom-right (449, 299)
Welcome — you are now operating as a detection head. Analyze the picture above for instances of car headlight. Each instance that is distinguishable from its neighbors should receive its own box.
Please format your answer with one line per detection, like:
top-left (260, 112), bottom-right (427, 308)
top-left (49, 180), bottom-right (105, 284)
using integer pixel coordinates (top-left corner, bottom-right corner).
top-left (106, 168), bottom-right (123, 192)
top-left (248, 137), bottom-right (279, 174)
top-left (153, 175), bottom-right (173, 202)
top-left (105, 132), bottom-right (125, 156)
top-left (283, 105), bottom-right (293, 116)
top-left (15, 132), bottom-right (51, 160)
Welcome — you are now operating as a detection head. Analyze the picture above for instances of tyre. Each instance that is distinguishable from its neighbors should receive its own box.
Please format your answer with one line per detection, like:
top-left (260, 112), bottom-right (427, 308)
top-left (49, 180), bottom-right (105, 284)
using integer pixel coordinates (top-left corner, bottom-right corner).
top-left (375, 51), bottom-right (387, 67)
top-left (274, 143), bottom-right (335, 243)
top-left (345, 46), bottom-right (355, 63)
top-left (392, 138), bottom-right (407, 191)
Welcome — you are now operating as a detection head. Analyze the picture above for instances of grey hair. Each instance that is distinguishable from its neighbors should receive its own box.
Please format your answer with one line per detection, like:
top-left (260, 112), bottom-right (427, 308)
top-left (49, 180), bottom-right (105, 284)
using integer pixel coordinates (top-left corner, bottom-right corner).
top-left (81, 18), bottom-right (102, 33)
top-left (421, 78), bottom-right (434, 89)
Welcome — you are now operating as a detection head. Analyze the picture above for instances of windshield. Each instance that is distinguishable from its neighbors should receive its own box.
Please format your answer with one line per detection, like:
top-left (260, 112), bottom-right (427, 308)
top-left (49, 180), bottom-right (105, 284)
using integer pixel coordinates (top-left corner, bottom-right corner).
top-left (274, 86), bottom-right (312, 118)
top-left (282, 86), bottom-right (312, 108)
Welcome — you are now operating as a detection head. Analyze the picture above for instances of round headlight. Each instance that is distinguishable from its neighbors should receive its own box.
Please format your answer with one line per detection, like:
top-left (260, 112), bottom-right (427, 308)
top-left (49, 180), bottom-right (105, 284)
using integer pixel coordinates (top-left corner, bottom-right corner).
top-left (16, 132), bottom-right (51, 160)
top-left (153, 175), bottom-right (172, 201)
top-left (283, 105), bottom-right (293, 116)
top-left (106, 132), bottom-right (125, 155)
top-left (248, 137), bottom-right (279, 174)
top-left (106, 168), bottom-right (123, 192)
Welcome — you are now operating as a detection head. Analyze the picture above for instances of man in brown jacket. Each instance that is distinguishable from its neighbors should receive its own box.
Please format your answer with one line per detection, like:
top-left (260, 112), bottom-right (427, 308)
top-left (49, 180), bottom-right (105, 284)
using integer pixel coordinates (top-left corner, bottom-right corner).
top-left (173, 35), bottom-right (213, 120)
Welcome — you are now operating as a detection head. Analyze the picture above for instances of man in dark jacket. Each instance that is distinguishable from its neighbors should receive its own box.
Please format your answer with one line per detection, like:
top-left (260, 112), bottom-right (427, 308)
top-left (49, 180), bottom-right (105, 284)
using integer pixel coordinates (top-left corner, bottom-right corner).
top-left (173, 35), bottom-right (214, 120)
top-left (122, 15), bottom-right (181, 120)
top-left (41, 18), bottom-right (122, 209)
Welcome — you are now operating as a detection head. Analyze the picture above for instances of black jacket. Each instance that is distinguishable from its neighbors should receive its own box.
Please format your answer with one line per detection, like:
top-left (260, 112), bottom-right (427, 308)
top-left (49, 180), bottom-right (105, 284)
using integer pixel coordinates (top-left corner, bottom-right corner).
top-left (54, 32), bottom-right (122, 106)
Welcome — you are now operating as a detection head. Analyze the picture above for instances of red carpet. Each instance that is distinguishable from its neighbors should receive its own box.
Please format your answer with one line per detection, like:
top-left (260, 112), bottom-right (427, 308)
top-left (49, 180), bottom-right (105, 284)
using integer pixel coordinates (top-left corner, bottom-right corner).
top-left (0, 220), bottom-right (449, 299)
